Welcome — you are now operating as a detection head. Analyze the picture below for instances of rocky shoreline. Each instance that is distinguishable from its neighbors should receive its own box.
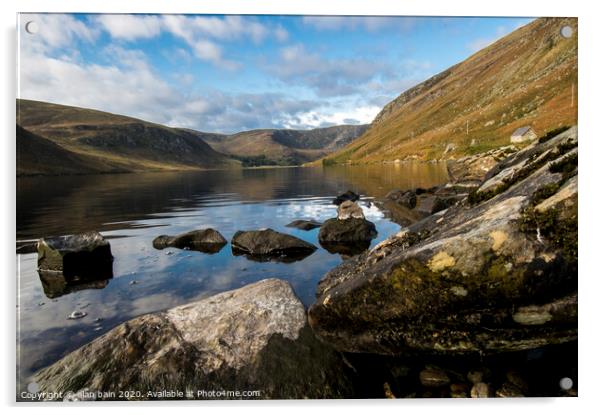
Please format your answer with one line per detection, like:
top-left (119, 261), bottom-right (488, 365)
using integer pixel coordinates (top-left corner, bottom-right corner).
top-left (24, 127), bottom-right (578, 399)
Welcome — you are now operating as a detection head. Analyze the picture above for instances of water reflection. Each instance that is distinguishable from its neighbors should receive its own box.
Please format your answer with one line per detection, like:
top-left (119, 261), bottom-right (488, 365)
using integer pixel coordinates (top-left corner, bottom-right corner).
top-left (16, 164), bottom-right (448, 384)
top-left (38, 269), bottom-right (113, 299)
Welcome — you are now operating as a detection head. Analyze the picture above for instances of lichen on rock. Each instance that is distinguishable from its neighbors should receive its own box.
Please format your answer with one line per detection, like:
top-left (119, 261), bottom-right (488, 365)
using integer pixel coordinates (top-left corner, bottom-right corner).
top-left (308, 127), bottom-right (578, 356)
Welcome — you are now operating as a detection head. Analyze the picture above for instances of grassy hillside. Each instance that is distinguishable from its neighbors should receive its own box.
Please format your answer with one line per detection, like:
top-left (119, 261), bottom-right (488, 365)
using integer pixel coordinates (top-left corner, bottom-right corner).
top-left (318, 17), bottom-right (578, 165)
top-left (16, 125), bottom-right (127, 176)
top-left (17, 99), bottom-right (239, 174)
top-left (204, 125), bottom-right (368, 167)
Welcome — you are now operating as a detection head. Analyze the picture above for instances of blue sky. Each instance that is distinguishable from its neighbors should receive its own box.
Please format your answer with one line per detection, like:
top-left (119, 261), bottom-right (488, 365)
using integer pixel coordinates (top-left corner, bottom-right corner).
top-left (18, 14), bottom-right (533, 133)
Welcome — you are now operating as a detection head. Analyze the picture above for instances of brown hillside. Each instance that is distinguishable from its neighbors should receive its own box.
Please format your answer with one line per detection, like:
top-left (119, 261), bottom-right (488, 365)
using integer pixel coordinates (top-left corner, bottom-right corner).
top-left (204, 125), bottom-right (368, 166)
top-left (17, 99), bottom-right (238, 173)
top-left (320, 17), bottom-right (577, 164)
top-left (16, 125), bottom-right (125, 176)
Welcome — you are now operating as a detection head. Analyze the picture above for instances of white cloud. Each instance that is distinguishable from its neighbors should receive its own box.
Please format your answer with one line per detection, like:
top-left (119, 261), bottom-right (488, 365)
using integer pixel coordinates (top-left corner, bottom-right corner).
top-left (269, 44), bottom-right (432, 101)
top-left (282, 104), bottom-right (381, 129)
top-left (19, 34), bottom-right (329, 133)
top-left (96, 15), bottom-right (162, 40)
top-left (270, 44), bottom-right (393, 97)
top-left (17, 14), bottom-right (427, 135)
top-left (95, 14), bottom-right (288, 69)
top-left (20, 13), bottom-right (98, 53)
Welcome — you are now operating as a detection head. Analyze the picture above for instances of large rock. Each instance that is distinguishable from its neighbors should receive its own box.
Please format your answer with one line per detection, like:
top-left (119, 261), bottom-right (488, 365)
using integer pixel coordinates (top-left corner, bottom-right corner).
top-left (32, 279), bottom-right (354, 400)
top-left (386, 189), bottom-right (417, 209)
top-left (309, 127), bottom-right (577, 355)
top-left (385, 186), bottom-right (466, 224)
top-left (153, 229), bottom-right (227, 253)
top-left (318, 218), bottom-right (377, 245)
top-left (447, 146), bottom-right (518, 184)
top-left (37, 231), bottom-right (113, 280)
top-left (231, 229), bottom-right (317, 262)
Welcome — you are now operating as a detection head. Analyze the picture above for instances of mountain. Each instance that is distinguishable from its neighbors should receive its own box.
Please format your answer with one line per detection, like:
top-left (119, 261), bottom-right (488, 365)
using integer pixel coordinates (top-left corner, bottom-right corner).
top-left (16, 125), bottom-right (126, 176)
top-left (318, 17), bottom-right (577, 165)
top-left (16, 99), bottom-right (238, 175)
top-left (203, 125), bottom-right (368, 167)
top-left (16, 99), bottom-right (367, 174)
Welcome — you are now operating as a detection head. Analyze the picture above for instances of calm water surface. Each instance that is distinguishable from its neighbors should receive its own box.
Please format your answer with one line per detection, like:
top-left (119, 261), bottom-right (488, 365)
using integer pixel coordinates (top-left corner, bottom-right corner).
top-left (16, 164), bottom-right (448, 383)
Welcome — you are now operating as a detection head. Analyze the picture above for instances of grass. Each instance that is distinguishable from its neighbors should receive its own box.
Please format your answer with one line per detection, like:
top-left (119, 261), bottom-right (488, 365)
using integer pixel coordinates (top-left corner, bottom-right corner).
top-left (320, 17), bottom-right (577, 165)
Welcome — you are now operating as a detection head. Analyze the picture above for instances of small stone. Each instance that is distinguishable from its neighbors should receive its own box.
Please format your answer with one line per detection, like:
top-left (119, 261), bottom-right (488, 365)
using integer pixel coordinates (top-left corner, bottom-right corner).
top-left (419, 368), bottom-right (450, 388)
top-left (470, 382), bottom-right (490, 398)
top-left (37, 302), bottom-right (45, 306)
top-left (129, 280), bottom-right (138, 285)
top-left (495, 382), bottom-right (524, 397)
top-left (383, 382), bottom-right (396, 399)
top-left (67, 311), bottom-right (87, 320)
top-left (337, 201), bottom-right (365, 220)
top-left (506, 369), bottom-right (528, 393)
top-left (467, 370), bottom-right (484, 384)
top-left (165, 251), bottom-right (174, 256)
top-left (450, 383), bottom-right (469, 398)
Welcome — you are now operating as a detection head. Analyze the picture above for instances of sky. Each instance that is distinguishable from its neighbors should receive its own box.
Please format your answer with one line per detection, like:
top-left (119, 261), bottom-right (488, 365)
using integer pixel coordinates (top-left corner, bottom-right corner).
top-left (18, 14), bottom-right (533, 134)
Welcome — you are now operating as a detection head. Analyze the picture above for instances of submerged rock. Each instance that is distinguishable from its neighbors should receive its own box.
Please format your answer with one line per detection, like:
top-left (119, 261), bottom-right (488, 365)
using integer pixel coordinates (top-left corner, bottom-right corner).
top-left (153, 229), bottom-right (227, 253)
top-left (309, 127), bottom-right (578, 356)
top-left (33, 279), bottom-right (354, 400)
top-left (285, 219), bottom-right (323, 231)
top-left (333, 190), bottom-right (360, 205)
top-left (231, 229), bottom-right (317, 262)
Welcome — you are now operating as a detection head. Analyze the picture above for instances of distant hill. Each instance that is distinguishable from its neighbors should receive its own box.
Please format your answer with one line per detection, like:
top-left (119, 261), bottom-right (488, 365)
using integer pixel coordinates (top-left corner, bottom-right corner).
top-left (318, 17), bottom-right (578, 165)
top-left (16, 99), bottom-right (367, 174)
top-left (16, 125), bottom-right (126, 176)
top-left (203, 125), bottom-right (368, 166)
top-left (17, 99), bottom-right (238, 175)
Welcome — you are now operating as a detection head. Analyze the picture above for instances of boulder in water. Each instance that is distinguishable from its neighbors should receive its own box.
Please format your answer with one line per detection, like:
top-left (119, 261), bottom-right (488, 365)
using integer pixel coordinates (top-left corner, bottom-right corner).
top-left (318, 218), bottom-right (377, 246)
top-left (231, 229), bottom-right (317, 261)
top-left (152, 229), bottom-right (227, 253)
top-left (32, 279), bottom-right (354, 400)
top-left (332, 190), bottom-right (360, 205)
top-left (37, 231), bottom-right (113, 281)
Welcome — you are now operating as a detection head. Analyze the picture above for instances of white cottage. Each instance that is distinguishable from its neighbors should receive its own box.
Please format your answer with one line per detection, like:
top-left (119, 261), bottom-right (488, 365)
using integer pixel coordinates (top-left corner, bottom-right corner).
top-left (510, 126), bottom-right (537, 143)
